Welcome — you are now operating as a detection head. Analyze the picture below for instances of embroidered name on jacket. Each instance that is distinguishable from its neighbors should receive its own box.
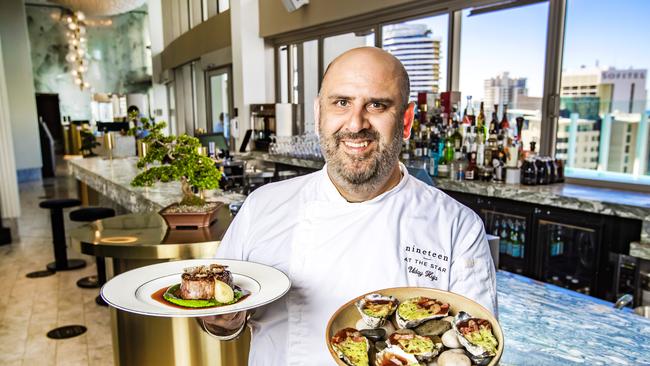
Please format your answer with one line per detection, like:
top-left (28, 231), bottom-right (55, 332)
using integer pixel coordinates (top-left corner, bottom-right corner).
top-left (403, 244), bottom-right (449, 282)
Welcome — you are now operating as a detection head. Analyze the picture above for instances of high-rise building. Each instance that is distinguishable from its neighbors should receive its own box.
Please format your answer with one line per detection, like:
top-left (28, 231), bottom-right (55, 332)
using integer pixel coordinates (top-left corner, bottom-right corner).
top-left (483, 72), bottom-right (528, 109)
top-left (561, 66), bottom-right (647, 114)
top-left (560, 66), bottom-right (649, 174)
top-left (555, 116), bottom-right (600, 170)
top-left (383, 24), bottom-right (441, 100)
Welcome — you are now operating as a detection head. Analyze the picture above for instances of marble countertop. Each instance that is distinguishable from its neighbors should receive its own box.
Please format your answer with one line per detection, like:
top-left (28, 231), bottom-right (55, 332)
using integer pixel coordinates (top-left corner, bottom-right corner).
top-left (498, 271), bottom-right (650, 365)
top-left (67, 157), bottom-right (246, 213)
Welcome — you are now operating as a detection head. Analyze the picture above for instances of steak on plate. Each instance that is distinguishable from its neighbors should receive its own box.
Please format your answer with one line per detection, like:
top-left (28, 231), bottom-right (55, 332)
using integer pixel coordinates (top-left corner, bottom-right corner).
top-left (179, 264), bottom-right (233, 300)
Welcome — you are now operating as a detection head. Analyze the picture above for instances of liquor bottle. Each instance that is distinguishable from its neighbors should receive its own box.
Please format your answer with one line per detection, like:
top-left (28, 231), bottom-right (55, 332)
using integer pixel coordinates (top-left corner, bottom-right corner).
top-left (465, 151), bottom-right (478, 181)
top-left (428, 137), bottom-right (439, 177)
top-left (519, 223), bottom-right (526, 259)
top-left (489, 108), bottom-right (499, 137)
top-left (462, 96), bottom-right (474, 125)
top-left (500, 219), bottom-right (510, 256)
top-left (521, 157), bottom-right (537, 185)
top-left (422, 128), bottom-right (430, 158)
top-left (500, 103), bottom-right (510, 136)
top-left (401, 140), bottom-right (410, 161)
top-left (535, 157), bottom-right (549, 184)
top-left (476, 133), bottom-right (485, 168)
top-left (456, 147), bottom-right (468, 181)
top-left (493, 219), bottom-right (504, 253)
top-left (451, 121), bottom-right (463, 152)
top-left (510, 221), bottom-right (521, 258)
top-left (476, 101), bottom-right (486, 139)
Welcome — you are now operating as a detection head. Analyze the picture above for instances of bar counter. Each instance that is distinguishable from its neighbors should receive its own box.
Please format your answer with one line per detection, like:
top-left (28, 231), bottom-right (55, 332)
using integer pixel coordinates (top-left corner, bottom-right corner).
top-left (497, 271), bottom-right (650, 365)
top-left (67, 156), bottom-right (246, 213)
top-left (249, 153), bottom-right (650, 258)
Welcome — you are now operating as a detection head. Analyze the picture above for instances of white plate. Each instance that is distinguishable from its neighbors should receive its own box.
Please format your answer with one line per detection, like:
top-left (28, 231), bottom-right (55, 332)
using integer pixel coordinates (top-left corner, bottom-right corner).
top-left (101, 259), bottom-right (291, 317)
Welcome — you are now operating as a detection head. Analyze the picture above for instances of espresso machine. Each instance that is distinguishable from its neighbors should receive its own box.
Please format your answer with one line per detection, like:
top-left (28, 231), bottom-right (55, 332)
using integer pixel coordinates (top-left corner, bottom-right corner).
top-left (249, 104), bottom-right (276, 151)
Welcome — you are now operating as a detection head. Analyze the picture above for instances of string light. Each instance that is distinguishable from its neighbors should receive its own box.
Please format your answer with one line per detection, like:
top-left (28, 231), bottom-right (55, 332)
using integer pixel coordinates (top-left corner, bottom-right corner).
top-left (64, 11), bottom-right (91, 91)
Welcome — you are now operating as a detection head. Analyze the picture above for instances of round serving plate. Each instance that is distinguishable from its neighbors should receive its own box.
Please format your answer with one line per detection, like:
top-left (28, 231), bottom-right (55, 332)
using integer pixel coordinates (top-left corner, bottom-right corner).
top-left (326, 287), bottom-right (503, 366)
top-left (101, 258), bottom-right (291, 317)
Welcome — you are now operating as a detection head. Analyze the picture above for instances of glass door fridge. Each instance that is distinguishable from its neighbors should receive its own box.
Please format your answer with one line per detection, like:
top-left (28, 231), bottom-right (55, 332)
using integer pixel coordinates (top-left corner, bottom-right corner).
top-left (537, 220), bottom-right (601, 296)
top-left (482, 210), bottom-right (530, 276)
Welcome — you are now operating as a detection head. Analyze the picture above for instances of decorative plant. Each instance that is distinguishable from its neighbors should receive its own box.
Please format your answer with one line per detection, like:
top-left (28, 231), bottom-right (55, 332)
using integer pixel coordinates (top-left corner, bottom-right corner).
top-left (129, 117), bottom-right (221, 207)
top-left (80, 128), bottom-right (100, 157)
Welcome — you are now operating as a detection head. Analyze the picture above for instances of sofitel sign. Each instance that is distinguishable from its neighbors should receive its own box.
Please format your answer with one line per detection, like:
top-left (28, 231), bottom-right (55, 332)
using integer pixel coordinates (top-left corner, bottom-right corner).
top-left (601, 70), bottom-right (646, 80)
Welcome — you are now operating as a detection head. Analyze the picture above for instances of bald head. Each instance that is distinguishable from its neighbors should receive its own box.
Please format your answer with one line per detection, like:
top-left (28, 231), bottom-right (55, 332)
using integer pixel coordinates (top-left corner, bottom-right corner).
top-left (320, 47), bottom-right (410, 108)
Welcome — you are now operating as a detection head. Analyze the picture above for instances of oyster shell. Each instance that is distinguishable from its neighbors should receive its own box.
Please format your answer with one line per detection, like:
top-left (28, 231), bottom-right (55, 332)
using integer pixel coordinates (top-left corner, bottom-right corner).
top-left (331, 328), bottom-right (371, 366)
top-left (356, 293), bottom-right (399, 328)
top-left (395, 297), bottom-right (450, 329)
top-left (453, 312), bottom-right (498, 359)
top-left (387, 332), bottom-right (442, 362)
top-left (374, 345), bottom-right (420, 366)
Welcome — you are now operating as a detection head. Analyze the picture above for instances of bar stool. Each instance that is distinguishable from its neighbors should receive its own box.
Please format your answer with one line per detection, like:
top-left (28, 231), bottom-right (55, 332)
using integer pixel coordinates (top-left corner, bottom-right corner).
top-left (39, 198), bottom-right (85, 271)
top-left (69, 207), bottom-right (115, 306)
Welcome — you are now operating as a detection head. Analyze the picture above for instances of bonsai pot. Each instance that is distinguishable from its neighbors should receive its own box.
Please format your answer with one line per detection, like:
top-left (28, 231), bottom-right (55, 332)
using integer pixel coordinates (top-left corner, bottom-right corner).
top-left (159, 202), bottom-right (223, 229)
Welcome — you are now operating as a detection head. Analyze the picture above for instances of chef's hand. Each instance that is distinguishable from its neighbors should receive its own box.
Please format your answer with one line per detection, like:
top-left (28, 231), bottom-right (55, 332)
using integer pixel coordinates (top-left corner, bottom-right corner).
top-left (197, 311), bottom-right (248, 340)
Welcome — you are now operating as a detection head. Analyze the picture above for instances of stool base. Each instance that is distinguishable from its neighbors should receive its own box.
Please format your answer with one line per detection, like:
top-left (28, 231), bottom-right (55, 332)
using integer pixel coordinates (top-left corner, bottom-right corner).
top-left (47, 259), bottom-right (86, 271)
top-left (96, 295), bottom-right (108, 306)
top-left (77, 275), bottom-right (100, 289)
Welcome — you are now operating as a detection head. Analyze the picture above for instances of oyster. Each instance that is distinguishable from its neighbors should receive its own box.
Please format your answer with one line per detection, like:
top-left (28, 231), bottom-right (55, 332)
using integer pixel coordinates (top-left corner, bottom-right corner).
top-left (331, 328), bottom-right (371, 366)
top-left (395, 297), bottom-right (450, 329)
top-left (356, 293), bottom-right (399, 328)
top-left (387, 332), bottom-right (442, 362)
top-left (453, 312), bottom-right (498, 359)
top-left (374, 345), bottom-right (419, 366)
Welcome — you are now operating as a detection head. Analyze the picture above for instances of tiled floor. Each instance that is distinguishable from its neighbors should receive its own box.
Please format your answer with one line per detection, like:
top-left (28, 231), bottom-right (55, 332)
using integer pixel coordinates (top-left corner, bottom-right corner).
top-left (0, 175), bottom-right (113, 366)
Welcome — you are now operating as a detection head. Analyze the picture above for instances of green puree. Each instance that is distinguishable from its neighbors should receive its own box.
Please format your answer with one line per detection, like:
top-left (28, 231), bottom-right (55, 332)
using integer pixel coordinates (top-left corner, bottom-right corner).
top-left (163, 284), bottom-right (243, 308)
top-left (362, 306), bottom-right (391, 318)
top-left (398, 298), bottom-right (438, 320)
top-left (398, 336), bottom-right (433, 355)
top-left (465, 327), bottom-right (498, 356)
top-left (334, 339), bottom-right (369, 366)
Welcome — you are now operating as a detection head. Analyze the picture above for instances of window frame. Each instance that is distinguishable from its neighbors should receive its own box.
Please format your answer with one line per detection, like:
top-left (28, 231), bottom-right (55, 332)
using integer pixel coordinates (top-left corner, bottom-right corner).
top-left (269, 0), bottom-right (650, 190)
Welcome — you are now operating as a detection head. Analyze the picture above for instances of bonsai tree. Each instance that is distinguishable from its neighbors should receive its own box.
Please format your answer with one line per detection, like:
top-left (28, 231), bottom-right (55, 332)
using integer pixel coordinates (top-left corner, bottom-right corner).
top-left (129, 117), bottom-right (221, 207)
top-left (80, 128), bottom-right (100, 157)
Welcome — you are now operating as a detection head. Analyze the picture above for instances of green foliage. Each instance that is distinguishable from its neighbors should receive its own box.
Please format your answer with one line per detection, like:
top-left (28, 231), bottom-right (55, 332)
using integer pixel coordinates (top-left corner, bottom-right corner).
top-left (80, 129), bottom-right (100, 156)
top-left (130, 117), bottom-right (221, 206)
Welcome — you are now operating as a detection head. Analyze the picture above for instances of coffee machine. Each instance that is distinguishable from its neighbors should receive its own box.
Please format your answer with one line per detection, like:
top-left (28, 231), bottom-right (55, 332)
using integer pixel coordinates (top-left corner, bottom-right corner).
top-left (250, 104), bottom-right (276, 151)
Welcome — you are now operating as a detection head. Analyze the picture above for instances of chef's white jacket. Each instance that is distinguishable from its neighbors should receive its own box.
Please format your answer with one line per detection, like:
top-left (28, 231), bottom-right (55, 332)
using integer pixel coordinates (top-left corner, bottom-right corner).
top-left (215, 163), bottom-right (497, 366)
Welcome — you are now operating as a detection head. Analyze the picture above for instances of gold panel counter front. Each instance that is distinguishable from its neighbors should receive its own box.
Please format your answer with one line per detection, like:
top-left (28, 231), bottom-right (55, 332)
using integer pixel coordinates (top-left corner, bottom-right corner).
top-left (70, 209), bottom-right (250, 366)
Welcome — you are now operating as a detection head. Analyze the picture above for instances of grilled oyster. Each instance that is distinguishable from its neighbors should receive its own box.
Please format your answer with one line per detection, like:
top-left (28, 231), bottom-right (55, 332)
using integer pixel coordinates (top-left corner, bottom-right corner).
top-left (374, 345), bottom-right (419, 366)
top-left (453, 312), bottom-right (498, 360)
top-left (331, 328), bottom-right (371, 366)
top-left (395, 297), bottom-right (450, 329)
top-left (387, 332), bottom-right (442, 362)
top-left (356, 293), bottom-right (399, 328)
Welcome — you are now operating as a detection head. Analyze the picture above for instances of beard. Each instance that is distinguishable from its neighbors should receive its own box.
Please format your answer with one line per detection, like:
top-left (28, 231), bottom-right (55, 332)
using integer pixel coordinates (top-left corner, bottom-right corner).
top-left (319, 115), bottom-right (403, 193)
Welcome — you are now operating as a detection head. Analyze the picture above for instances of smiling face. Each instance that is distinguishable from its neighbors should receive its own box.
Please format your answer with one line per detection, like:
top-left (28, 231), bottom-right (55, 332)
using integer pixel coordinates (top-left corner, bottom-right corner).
top-left (316, 47), bottom-right (413, 196)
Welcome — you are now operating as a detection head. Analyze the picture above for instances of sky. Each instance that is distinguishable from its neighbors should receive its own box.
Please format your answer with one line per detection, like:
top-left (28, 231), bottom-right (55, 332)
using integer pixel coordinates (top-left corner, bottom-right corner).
top-left (400, 0), bottom-right (650, 106)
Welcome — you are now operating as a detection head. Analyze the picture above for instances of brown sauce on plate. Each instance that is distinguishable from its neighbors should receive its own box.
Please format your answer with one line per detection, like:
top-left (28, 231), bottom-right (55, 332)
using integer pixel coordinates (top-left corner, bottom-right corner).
top-left (151, 285), bottom-right (250, 309)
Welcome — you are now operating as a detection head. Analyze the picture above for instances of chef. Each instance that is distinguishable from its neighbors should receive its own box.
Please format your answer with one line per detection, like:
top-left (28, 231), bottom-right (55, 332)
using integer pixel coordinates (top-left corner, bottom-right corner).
top-left (203, 47), bottom-right (497, 365)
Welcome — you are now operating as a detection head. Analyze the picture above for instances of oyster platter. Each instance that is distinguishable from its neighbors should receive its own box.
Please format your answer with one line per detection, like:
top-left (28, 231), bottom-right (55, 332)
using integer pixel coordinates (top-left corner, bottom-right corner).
top-left (326, 287), bottom-right (503, 366)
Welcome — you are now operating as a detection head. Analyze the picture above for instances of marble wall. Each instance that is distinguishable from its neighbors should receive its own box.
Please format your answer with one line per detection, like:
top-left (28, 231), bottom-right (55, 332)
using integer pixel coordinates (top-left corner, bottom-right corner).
top-left (26, 6), bottom-right (152, 120)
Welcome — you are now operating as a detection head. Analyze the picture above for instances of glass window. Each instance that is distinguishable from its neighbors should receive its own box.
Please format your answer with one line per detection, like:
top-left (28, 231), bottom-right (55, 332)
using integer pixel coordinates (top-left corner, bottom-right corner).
top-left (303, 40), bottom-right (319, 134)
top-left (558, 0), bottom-right (650, 184)
top-left (382, 14), bottom-right (448, 101)
top-left (323, 31), bottom-right (375, 70)
top-left (278, 45), bottom-right (289, 103)
top-left (459, 2), bottom-right (549, 151)
top-left (218, 0), bottom-right (229, 13)
top-left (207, 68), bottom-right (231, 134)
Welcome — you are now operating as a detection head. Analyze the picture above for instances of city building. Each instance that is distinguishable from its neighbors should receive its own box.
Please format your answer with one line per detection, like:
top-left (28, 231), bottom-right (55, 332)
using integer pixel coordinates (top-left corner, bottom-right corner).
top-left (561, 66), bottom-right (647, 114)
top-left (383, 23), bottom-right (441, 99)
top-left (483, 71), bottom-right (528, 109)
